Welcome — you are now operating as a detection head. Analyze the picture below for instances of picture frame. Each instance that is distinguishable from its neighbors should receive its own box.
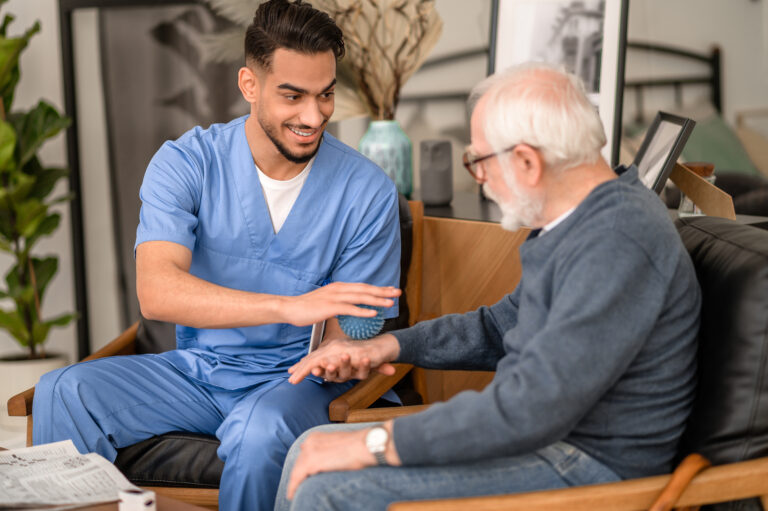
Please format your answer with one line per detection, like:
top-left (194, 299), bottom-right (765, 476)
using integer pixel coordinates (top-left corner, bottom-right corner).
top-left (488, 0), bottom-right (629, 167)
top-left (633, 111), bottom-right (696, 195)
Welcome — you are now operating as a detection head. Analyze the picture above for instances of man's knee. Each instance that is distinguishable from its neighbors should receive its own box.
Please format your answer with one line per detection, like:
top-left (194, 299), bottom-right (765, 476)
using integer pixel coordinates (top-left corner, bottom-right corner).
top-left (38, 363), bottom-right (95, 405)
top-left (217, 400), bottom-right (301, 468)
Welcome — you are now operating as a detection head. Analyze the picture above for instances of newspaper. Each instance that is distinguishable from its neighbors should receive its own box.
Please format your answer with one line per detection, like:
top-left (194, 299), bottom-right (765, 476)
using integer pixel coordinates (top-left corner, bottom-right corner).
top-left (0, 440), bottom-right (138, 509)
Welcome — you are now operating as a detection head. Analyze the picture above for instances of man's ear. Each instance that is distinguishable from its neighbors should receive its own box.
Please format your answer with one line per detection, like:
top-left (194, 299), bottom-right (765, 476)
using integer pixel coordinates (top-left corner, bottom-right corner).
top-left (238, 65), bottom-right (260, 104)
top-left (512, 144), bottom-right (545, 187)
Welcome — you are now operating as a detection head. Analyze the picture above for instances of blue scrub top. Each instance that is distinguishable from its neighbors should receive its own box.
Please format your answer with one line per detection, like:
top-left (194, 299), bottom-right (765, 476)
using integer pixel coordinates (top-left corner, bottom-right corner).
top-left (135, 115), bottom-right (401, 389)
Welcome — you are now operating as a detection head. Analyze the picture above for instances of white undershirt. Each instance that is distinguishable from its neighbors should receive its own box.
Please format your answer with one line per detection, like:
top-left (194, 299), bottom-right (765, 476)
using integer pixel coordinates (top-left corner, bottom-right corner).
top-left (255, 156), bottom-right (315, 233)
top-left (540, 206), bottom-right (576, 236)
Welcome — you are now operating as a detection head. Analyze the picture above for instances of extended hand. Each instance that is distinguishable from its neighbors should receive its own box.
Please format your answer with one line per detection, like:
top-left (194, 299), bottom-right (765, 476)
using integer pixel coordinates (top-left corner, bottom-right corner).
top-left (288, 334), bottom-right (400, 384)
top-left (286, 423), bottom-right (401, 501)
top-left (279, 282), bottom-right (401, 327)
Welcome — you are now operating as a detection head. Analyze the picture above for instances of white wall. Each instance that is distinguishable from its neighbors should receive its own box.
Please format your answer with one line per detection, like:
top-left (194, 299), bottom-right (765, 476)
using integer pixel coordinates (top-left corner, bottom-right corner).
top-left (626, 0), bottom-right (768, 124)
top-left (2, 0), bottom-right (767, 362)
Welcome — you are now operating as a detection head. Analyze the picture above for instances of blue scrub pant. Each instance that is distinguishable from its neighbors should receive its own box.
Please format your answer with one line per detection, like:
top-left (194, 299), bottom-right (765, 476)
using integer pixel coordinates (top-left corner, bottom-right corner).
top-left (32, 354), bottom-right (354, 511)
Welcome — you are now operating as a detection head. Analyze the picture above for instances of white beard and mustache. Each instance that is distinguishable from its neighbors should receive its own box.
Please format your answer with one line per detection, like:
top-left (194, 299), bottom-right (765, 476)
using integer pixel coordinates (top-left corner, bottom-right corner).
top-left (483, 172), bottom-right (543, 232)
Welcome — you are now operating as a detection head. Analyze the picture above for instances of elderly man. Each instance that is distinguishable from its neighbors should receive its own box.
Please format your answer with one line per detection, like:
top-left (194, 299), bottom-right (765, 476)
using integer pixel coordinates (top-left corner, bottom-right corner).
top-left (275, 62), bottom-right (701, 511)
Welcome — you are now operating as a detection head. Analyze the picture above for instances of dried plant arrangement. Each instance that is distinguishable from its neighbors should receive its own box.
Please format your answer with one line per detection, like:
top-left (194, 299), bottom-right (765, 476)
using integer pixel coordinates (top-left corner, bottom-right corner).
top-left (315, 0), bottom-right (442, 120)
top-left (201, 0), bottom-right (443, 121)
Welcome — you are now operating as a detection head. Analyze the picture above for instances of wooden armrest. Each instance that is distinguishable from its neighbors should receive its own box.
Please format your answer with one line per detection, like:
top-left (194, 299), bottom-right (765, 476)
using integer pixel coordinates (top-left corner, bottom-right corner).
top-left (329, 363), bottom-right (414, 422)
top-left (346, 404), bottom-right (431, 423)
top-left (650, 453), bottom-right (711, 511)
top-left (7, 322), bottom-right (140, 417)
top-left (388, 456), bottom-right (768, 511)
top-left (7, 387), bottom-right (35, 417)
top-left (82, 321), bottom-right (139, 361)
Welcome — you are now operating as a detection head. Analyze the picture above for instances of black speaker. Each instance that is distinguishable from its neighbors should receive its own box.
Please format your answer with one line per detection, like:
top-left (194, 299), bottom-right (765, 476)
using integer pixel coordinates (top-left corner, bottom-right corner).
top-left (419, 140), bottom-right (453, 206)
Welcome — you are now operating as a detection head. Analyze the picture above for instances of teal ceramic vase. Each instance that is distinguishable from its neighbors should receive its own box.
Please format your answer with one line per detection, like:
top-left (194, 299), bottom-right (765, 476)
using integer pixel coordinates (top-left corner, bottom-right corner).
top-left (358, 120), bottom-right (413, 198)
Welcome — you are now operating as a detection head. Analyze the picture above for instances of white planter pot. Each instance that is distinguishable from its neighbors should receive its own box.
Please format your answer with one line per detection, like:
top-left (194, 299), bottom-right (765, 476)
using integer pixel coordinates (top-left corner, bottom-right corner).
top-left (0, 354), bottom-right (68, 430)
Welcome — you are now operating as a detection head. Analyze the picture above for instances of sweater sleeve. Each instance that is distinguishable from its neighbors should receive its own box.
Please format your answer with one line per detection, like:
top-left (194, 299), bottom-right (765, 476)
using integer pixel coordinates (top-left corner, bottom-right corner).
top-left (392, 232), bottom-right (671, 466)
top-left (391, 287), bottom-right (521, 371)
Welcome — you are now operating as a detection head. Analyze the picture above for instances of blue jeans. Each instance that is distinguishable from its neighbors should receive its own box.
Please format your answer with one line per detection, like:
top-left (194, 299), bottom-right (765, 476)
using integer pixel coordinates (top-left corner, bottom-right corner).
top-left (274, 423), bottom-right (621, 511)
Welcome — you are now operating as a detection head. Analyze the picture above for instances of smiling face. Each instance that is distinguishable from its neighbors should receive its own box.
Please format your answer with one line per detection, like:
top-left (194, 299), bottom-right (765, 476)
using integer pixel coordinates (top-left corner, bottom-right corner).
top-left (240, 48), bottom-right (337, 168)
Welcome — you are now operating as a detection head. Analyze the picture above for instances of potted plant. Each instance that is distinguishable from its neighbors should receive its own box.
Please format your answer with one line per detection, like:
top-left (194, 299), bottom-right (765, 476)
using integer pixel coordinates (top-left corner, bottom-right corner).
top-left (0, 4), bottom-right (76, 428)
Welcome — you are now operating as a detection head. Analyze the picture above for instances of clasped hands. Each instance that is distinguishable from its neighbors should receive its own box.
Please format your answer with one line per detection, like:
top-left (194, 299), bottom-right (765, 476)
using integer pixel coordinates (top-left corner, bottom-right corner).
top-left (288, 333), bottom-right (401, 384)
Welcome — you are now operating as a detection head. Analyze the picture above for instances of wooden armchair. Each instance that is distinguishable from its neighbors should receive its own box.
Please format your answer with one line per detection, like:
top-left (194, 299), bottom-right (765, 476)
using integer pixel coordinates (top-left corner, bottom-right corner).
top-left (330, 215), bottom-right (768, 510)
top-left (7, 199), bottom-right (424, 510)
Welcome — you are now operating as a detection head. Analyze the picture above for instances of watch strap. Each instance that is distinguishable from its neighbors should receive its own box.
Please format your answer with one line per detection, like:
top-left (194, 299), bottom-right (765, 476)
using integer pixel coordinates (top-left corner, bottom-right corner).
top-left (373, 451), bottom-right (388, 466)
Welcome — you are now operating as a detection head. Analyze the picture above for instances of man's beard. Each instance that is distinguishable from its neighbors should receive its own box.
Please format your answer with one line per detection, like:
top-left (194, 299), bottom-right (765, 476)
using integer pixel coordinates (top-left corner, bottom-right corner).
top-left (483, 176), bottom-right (542, 232)
top-left (258, 115), bottom-right (324, 164)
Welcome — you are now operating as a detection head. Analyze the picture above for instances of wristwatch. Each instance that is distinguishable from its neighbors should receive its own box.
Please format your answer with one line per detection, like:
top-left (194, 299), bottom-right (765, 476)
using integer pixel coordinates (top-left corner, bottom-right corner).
top-left (365, 425), bottom-right (389, 466)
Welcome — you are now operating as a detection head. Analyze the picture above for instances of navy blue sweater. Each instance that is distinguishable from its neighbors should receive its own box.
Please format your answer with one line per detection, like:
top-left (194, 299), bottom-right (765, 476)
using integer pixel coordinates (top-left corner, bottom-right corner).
top-left (392, 167), bottom-right (700, 479)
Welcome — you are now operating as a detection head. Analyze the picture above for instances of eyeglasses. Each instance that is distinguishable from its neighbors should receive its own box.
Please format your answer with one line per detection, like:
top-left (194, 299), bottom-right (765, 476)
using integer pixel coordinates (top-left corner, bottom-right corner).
top-left (462, 144), bottom-right (520, 182)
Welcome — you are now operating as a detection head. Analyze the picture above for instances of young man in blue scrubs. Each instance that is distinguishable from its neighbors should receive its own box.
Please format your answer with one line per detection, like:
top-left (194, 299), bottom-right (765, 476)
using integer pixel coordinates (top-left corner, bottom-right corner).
top-left (32, 1), bottom-right (401, 510)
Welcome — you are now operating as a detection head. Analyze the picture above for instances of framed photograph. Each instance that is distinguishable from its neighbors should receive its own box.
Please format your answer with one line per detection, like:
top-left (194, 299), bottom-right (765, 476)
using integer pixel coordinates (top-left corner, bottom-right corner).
top-left (633, 111), bottom-right (696, 195)
top-left (488, 0), bottom-right (629, 166)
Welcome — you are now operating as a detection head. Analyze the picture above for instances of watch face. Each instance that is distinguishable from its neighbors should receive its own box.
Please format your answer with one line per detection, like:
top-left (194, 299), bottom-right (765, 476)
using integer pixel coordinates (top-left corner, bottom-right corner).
top-left (366, 427), bottom-right (388, 451)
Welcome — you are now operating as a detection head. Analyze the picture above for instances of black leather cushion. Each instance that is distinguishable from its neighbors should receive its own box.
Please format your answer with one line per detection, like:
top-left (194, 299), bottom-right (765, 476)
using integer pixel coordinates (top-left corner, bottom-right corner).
top-left (114, 432), bottom-right (223, 488)
top-left (734, 188), bottom-right (768, 218)
top-left (117, 194), bottom-right (414, 487)
top-left (676, 216), bottom-right (768, 465)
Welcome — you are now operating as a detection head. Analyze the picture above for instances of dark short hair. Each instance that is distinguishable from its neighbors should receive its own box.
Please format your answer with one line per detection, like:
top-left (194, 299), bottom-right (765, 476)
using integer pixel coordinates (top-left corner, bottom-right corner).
top-left (245, 0), bottom-right (344, 71)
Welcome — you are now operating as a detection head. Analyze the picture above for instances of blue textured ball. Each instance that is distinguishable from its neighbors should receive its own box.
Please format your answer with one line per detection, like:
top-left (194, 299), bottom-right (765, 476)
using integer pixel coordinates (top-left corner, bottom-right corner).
top-left (338, 305), bottom-right (385, 340)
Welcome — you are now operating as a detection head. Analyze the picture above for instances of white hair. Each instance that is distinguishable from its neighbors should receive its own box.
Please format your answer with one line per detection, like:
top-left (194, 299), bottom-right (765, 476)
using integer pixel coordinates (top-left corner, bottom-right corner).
top-left (470, 62), bottom-right (607, 172)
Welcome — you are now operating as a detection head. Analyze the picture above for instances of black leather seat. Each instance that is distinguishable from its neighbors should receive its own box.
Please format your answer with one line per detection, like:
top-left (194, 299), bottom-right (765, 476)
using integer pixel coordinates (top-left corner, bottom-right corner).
top-left (113, 194), bottom-right (415, 488)
top-left (674, 215), bottom-right (768, 510)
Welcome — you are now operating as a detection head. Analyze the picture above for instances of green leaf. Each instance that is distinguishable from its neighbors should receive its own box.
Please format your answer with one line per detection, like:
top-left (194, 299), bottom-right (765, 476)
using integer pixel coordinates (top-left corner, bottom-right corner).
top-left (9, 101), bottom-right (70, 167)
top-left (31, 321), bottom-right (50, 346)
top-left (8, 170), bottom-right (34, 202)
top-left (45, 312), bottom-right (76, 327)
top-left (47, 193), bottom-right (74, 205)
top-left (0, 236), bottom-right (10, 252)
top-left (27, 165), bottom-right (69, 200)
top-left (0, 14), bottom-right (13, 38)
top-left (5, 262), bottom-right (21, 297)
top-left (31, 256), bottom-right (57, 302)
top-left (0, 307), bottom-right (28, 345)
top-left (0, 62), bottom-right (18, 113)
top-left (15, 198), bottom-right (47, 238)
top-left (0, 204), bottom-right (13, 239)
top-left (25, 212), bottom-right (59, 249)
top-left (5, 264), bottom-right (35, 304)
top-left (0, 119), bottom-right (15, 171)
top-left (0, 21), bottom-right (39, 113)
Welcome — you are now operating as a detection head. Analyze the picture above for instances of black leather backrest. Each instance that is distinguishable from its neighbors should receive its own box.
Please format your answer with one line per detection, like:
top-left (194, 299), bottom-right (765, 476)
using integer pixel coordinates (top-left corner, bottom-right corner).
top-left (676, 216), bottom-right (768, 465)
top-left (135, 193), bottom-right (414, 353)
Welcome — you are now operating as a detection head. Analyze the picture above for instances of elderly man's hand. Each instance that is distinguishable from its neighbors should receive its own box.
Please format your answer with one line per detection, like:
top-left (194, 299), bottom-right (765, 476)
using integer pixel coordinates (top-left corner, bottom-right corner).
top-left (287, 422), bottom-right (401, 500)
top-left (288, 333), bottom-right (400, 384)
